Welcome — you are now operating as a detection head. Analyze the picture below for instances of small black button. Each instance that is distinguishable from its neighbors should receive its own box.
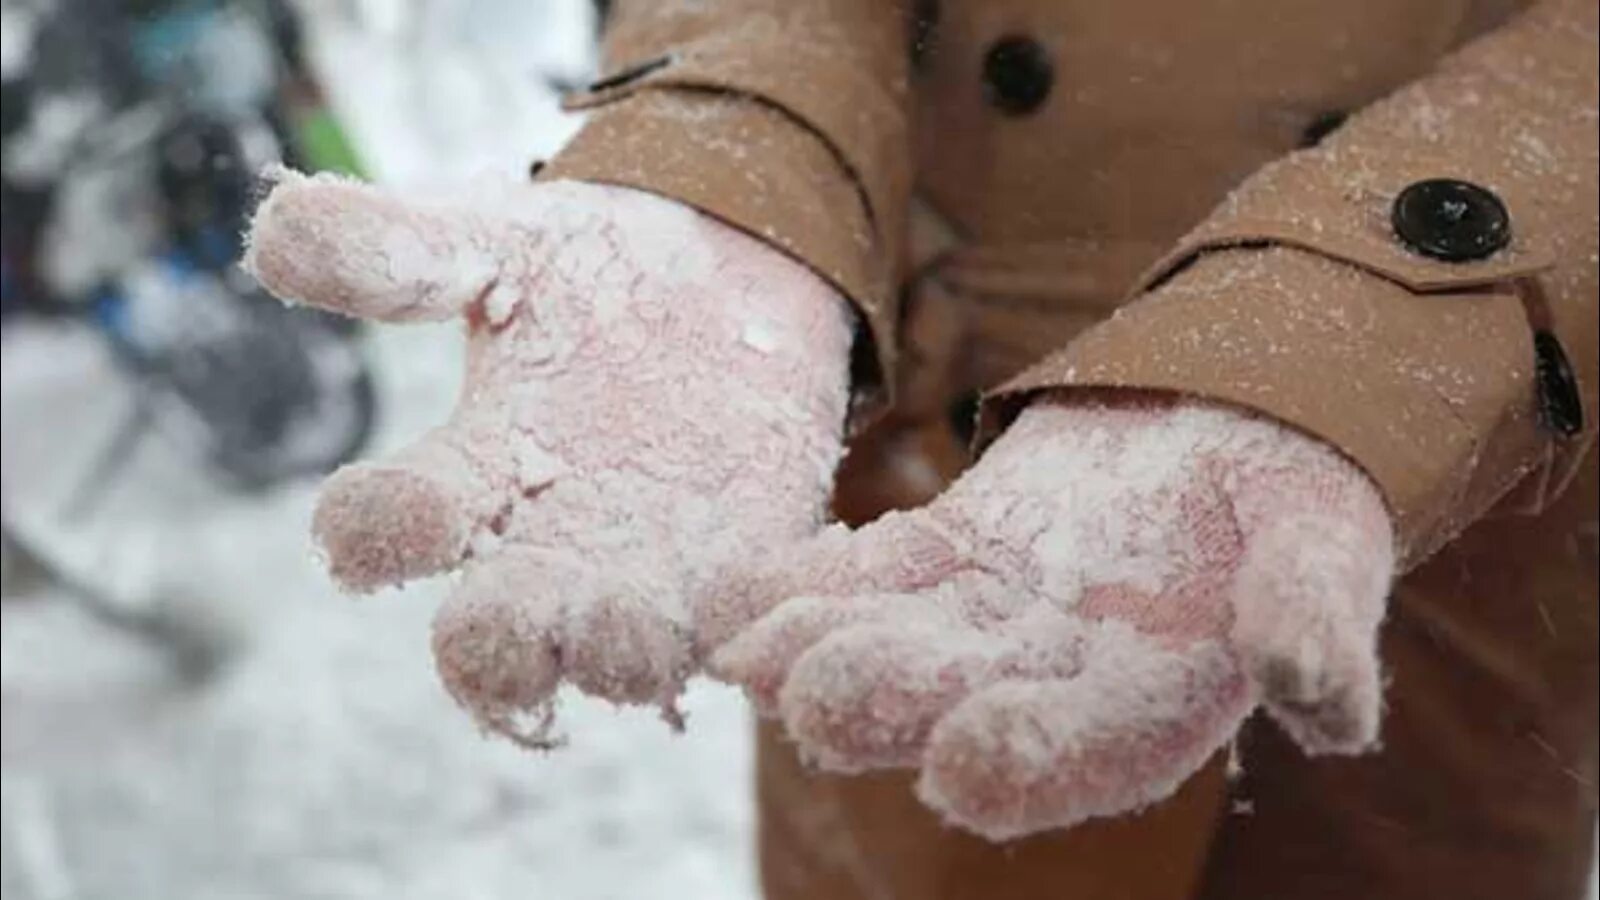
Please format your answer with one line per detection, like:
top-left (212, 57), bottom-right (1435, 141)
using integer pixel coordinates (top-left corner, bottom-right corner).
top-left (1534, 330), bottom-right (1584, 437)
top-left (983, 36), bottom-right (1053, 115)
top-left (1391, 178), bottom-right (1511, 262)
top-left (1299, 110), bottom-right (1348, 148)
top-left (528, 159), bottom-right (546, 180)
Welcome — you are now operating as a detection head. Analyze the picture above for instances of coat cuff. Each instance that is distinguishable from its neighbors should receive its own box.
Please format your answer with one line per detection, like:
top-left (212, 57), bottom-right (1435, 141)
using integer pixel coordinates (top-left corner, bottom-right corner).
top-left (560, 20), bottom-right (910, 252)
top-left (548, 5), bottom-right (913, 407)
top-left (979, 245), bottom-right (1550, 570)
top-left (1130, 170), bottom-right (1553, 299)
top-left (982, 0), bottom-right (1595, 569)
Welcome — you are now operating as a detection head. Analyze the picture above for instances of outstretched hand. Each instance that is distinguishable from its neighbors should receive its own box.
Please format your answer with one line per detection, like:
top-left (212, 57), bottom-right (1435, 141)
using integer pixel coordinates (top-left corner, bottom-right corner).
top-left (702, 399), bottom-right (1395, 838)
top-left (245, 172), bottom-right (853, 742)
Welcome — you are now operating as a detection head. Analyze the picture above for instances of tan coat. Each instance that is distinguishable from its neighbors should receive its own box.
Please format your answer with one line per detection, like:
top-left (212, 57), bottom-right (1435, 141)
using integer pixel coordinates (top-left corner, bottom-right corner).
top-left (541, 1), bottom-right (1599, 897)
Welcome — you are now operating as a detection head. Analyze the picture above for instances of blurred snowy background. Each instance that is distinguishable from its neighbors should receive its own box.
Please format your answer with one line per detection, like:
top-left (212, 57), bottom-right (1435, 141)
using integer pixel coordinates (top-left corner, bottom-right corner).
top-left (2, 2), bottom-right (760, 899)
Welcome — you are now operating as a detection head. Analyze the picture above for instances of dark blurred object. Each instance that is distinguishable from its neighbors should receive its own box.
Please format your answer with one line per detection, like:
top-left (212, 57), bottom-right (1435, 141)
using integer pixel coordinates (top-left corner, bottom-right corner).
top-left (1, 0), bottom-right (374, 666)
top-left (2, 0), bottom-right (373, 493)
top-left (155, 115), bottom-right (256, 262)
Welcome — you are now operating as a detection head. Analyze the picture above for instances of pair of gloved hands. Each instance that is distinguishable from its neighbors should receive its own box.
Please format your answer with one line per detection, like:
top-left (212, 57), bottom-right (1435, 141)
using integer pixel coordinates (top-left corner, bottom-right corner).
top-left (244, 173), bottom-right (1395, 839)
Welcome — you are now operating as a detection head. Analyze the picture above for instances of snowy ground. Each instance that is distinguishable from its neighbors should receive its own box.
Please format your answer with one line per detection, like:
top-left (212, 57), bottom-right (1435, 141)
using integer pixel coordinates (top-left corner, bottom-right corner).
top-left (3, 3), bottom-right (760, 899)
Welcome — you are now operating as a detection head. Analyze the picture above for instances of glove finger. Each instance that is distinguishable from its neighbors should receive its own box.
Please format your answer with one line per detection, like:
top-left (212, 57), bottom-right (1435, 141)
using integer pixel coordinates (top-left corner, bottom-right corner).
top-left (244, 170), bottom-right (503, 323)
top-left (313, 405), bottom-right (518, 592)
top-left (710, 591), bottom-right (962, 714)
top-left (778, 602), bottom-right (1090, 772)
top-left (917, 621), bottom-right (1251, 840)
top-left (558, 565), bottom-right (692, 715)
top-left (431, 547), bottom-right (571, 746)
top-left (693, 508), bottom-right (970, 651)
top-left (1231, 515), bottom-right (1391, 754)
top-left (431, 545), bottom-right (692, 744)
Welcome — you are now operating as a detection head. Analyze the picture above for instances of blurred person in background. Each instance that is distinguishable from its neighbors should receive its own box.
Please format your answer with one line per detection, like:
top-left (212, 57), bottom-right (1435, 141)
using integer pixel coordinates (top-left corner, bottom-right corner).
top-left (243, 1), bottom-right (1596, 899)
top-left (2, 0), bottom-right (369, 662)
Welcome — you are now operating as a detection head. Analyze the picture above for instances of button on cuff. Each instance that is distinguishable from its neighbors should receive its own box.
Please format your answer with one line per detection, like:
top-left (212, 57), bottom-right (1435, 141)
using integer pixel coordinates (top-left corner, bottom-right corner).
top-left (1391, 178), bottom-right (1512, 263)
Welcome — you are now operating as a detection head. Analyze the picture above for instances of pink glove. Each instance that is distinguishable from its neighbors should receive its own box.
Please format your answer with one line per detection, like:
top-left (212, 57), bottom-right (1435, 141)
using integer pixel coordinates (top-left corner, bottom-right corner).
top-left (704, 399), bottom-right (1395, 839)
top-left (244, 172), bottom-right (852, 742)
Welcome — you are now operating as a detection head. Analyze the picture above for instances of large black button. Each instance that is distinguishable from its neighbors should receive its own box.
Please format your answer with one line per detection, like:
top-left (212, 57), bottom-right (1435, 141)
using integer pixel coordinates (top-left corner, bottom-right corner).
top-left (1391, 178), bottom-right (1511, 262)
top-left (1534, 330), bottom-right (1584, 437)
top-left (983, 36), bottom-right (1053, 115)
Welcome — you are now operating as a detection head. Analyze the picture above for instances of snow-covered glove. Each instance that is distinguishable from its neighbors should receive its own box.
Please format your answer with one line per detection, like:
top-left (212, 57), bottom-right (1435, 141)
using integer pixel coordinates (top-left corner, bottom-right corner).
top-left (243, 172), bottom-right (852, 742)
top-left (703, 399), bottom-right (1395, 839)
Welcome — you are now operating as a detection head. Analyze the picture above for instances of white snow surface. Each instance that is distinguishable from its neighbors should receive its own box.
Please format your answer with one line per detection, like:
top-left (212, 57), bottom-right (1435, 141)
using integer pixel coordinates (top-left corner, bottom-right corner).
top-left (3, 3), bottom-right (759, 899)
top-left (2, 576), bottom-right (758, 900)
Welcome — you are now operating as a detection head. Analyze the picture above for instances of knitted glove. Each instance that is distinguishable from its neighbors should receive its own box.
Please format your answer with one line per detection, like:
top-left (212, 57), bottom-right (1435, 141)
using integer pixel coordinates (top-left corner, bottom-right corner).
top-left (703, 398), bottom-right (1395, 839)
top-left (244, 172), bottom-right (852, 742)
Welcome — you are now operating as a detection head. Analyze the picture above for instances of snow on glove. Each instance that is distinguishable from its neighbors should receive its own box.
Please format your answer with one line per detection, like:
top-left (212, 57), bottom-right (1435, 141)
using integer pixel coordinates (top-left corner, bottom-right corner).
top-left (703, 398), bottom-right (1395, 839)
top-left (243, 172), bottom-right (852, 743)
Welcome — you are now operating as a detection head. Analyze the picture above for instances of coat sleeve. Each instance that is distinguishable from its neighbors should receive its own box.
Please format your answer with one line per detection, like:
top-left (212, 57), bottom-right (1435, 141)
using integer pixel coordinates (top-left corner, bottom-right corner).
top-left (980, 0), bottom-right (1598, 569)
top-left (539, 0), bottom-right (914, 395)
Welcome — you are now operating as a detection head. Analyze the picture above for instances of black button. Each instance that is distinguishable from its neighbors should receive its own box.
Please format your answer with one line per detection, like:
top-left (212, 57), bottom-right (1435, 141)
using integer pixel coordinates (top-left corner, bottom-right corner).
top-left (1534, 330), bottom-right (1584, 437)
top-left (1391, 178), bottom-right (1511, 262)
top-left (983, 36), bottom-right (1053, 115)
top-left (528, 159), bottom-right (546, 180)
top-left (1299, 110), bottom-right (1348, 148)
